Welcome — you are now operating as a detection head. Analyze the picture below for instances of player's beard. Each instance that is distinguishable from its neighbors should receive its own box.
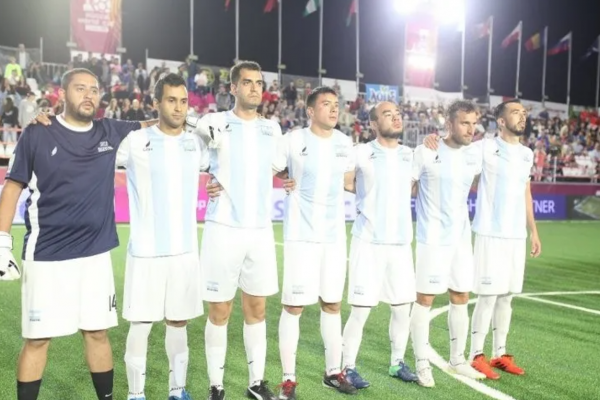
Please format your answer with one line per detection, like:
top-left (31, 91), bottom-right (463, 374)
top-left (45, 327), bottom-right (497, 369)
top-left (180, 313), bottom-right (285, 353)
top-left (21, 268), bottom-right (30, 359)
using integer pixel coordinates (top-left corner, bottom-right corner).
top-left (66, 99), bottom-right (96, 123)
top-left (506, 121), bottom-right (526, 136)
top-left (380, 129), bottom-right (402, 139)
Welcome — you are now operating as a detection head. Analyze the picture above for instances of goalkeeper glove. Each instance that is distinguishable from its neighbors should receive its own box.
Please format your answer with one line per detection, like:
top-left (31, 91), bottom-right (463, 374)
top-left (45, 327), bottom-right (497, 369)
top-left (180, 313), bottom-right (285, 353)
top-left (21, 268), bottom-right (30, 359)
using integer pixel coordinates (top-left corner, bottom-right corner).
top-left (0, 232), bottom-right (20, 281)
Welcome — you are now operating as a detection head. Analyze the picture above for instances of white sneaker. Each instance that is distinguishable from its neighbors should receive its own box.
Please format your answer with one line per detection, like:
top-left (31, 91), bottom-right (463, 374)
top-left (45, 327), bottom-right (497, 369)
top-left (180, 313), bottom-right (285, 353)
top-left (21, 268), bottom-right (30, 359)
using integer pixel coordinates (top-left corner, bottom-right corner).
top-left (449, 361), bottom-right (486, 380)
top-left (416, 366), bottom-right (435, 388)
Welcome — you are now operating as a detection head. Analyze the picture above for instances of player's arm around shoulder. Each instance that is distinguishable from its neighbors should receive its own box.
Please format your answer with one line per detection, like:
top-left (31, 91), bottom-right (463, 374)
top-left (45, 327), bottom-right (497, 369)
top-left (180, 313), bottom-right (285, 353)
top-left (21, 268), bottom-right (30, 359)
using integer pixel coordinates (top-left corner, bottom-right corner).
top-left (187, 112), bottom-right (228, 149)
top-left (344, 141), bottom-right (362, 193)
top-left (102, 117), bottom-right (144, 143)
top-left (272, 129), bottom-right (292, 175)
top-left (411, 145), bottom-right (430, 195)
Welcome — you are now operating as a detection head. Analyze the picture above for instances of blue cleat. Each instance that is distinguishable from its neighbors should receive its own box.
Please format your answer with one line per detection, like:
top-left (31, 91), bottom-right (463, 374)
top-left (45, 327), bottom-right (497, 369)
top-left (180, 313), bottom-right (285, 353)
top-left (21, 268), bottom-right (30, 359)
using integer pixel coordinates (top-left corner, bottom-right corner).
top-left (168, 389), bottom-right (192, 400)
top-left (344, 368), bottom-right (370, 389)
top-left (389, 361), bottom-right (419, 383)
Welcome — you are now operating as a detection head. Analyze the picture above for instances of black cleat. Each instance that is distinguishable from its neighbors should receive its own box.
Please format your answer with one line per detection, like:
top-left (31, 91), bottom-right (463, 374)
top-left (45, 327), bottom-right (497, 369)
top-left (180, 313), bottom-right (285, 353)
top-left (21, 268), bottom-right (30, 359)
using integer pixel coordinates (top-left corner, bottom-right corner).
top-left (322, 372), bottom-right (358, 395)
top-left (207, 385), bottom-right (225, 400)
top-left (246, 380), bottom-right (277, 400)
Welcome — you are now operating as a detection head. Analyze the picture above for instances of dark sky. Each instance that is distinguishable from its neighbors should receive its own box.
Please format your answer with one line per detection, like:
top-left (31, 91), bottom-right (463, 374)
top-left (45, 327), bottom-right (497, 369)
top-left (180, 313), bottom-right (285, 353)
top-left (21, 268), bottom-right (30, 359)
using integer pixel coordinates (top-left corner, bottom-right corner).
top-left (1, 0), bottom-right (599, 106)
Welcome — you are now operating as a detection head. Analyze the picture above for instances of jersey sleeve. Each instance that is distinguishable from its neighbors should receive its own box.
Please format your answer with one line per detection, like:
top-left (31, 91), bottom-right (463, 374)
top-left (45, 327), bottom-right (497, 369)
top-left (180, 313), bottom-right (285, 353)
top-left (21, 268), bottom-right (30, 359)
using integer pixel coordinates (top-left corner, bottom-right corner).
top-left (411, 145), bottom-right (425, 181)
top-left (272, 132), bottom-right (289, 173)
top-left (103, 118), bottom-right (142, 143)
top-left (470, 140), bottom-right (484, 175)
top-left (193, 114), bottom-right (212, 146)
top-left (345, 137), bottom-right (356, 172)
top-left (198, 138), bottom-right (210, 172)
top-left (115, 134), bottom-right (131, 168)
top-left (6, 126), bottom-right (36, 185)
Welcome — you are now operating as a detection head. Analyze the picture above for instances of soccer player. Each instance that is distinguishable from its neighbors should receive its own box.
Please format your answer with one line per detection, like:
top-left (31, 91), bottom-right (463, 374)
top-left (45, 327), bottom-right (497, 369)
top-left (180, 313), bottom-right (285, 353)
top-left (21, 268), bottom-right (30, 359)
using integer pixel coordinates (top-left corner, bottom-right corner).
top-left (468, 99), bottom-right (541, 379)
top-left (187, 61), bottom-right (281, 400)
top-left (272, 86), bottom-right (357, 399)
top-left (340, 101), bottom-right (419, 390)
top-left (410, 100), bottom-right (486, 388)
top-left (116, 73), bottom-right (206, 400)
top-left (0, 68), bottom-right (154, 400)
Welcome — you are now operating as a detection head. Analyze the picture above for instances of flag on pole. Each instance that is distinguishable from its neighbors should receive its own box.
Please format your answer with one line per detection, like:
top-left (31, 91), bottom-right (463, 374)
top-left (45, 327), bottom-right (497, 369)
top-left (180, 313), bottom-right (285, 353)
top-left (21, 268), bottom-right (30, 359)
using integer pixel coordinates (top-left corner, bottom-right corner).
top-left (474, 17), bottom-right (491, 38)
top-left (548, 33), bottom-right (571, 56)
top-left (501, 23), bottom-right (521, 48)
top-left (524, 32), bottom-right (543, 51)
top-left (304, 0), bottom-right (319, 16)
top-left (346, 0), bottom-right (357, 27)
top-left (225, 0), bottom-right (231, 10)
top-left (582, 37), bottom-right (600, 60)
top-left (264, 0), bottom-right (277, 13)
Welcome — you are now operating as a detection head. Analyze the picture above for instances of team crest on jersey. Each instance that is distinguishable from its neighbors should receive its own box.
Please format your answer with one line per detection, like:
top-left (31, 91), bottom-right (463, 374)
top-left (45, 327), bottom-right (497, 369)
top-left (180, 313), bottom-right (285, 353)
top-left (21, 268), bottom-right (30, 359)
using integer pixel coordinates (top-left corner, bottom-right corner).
top-left (523, 154), bottom-right (532, 163)
top-left (182, 139), bottom-right (197, 152)
top-left (466, 155), bottom-right (478, 165)
top-left (260, 125), bottom-right (274, 136)
top-left (98, 141), bottom-right (114, 153)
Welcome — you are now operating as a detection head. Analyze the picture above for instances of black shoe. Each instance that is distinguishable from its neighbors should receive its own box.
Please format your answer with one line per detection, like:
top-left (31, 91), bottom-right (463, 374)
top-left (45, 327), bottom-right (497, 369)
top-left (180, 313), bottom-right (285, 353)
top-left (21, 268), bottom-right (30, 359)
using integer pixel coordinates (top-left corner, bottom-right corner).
top-left (277, 380), bottom-right (298, 400)
top-left (246, 380), bottom-right (276, 400)
top-left (208, 385), bottom-right (225, 400)
top-left (322, 372), bottom-right (358, 395)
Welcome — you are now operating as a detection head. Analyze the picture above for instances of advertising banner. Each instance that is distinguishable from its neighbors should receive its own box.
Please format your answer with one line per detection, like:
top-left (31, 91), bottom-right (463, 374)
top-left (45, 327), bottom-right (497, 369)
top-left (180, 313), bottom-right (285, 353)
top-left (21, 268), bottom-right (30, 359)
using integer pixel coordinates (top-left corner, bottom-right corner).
top-left (404, 17), bottom-right (438, 88)
top-left (70, 0), bottom-right (122, 54)
top-left (365, 84), bottom-right (400, 104)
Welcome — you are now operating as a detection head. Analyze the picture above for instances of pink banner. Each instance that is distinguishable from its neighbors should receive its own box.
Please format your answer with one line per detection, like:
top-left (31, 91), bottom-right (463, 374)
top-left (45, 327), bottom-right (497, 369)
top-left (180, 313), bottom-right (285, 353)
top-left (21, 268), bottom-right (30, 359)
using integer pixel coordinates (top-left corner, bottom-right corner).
top-left (404, 17), bottom-right (438, 88)
top-left (70, 0), bottom-right (122, 54)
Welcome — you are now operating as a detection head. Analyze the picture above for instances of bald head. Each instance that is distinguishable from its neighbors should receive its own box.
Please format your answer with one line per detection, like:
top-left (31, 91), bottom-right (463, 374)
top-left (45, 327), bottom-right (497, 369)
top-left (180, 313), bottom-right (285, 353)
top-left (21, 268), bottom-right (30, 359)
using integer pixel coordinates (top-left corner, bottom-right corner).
top-left (369, 101), bottom-right (402, 140)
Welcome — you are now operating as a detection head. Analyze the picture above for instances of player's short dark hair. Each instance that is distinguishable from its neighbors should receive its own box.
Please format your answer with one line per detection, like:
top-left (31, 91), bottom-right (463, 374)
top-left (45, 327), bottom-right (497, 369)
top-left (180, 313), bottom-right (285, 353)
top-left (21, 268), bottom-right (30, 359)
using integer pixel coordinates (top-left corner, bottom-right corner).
top-left (494, 99), bottom-right (521, 120)
top-left (60, 68), bottom-right (98, 90)
top-left (306, 86), bottom-right (337, 108)
top-left (230, 60), bottom-right (262, 85)
top-left (154, 73), bottom-right (187, 101)
top-left (446, 99), bottom-right (479, 121)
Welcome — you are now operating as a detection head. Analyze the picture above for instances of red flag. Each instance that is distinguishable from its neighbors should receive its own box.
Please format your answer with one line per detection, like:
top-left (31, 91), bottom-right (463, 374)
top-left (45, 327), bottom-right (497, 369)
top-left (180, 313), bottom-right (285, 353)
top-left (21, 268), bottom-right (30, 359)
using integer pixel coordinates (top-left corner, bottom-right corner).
top-left (346, 0), bottom-right (357, 27)
top-left (225, 0), bottom-right (231, 10)
top-left (474, 17), bottom-right (490, 38)
top-left (501, 22), bottom-right (521, 48)
top-left (264, 0), bottom-right (277, 13)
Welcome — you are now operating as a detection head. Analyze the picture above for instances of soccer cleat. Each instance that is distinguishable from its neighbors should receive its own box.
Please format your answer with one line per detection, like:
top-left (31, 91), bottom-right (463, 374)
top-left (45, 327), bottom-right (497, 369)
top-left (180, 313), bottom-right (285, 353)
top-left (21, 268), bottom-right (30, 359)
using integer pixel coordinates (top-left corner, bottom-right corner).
top-left (491, 354), bottom-right (525, 375)
top-left (344, 368), bottom-right (370, 389)
top-left (471, 354), bottom-right (501, 380)
top-left (207, 386), bottom-right (225, 400)
top-left (448, 361), bottom-right (487, 380)
top-left (389, 362), bottom-right (419, 383)
top-left (416, 367), bottom-right (435, 388)
top-left (169, 389), bottom-right (192, 400)
top-left (276, 380), bottom-right (297, 400)
top-left (246, 380), bottom-right (276, 400)
top-left (322, 372), bottom-right (358, 395)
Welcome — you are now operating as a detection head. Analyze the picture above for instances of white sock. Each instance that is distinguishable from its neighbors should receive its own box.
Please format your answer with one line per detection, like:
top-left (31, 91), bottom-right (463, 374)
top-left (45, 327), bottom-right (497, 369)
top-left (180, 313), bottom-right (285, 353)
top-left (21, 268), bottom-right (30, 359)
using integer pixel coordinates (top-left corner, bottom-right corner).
top-left (448, 303), bottom-right (469, 365)
top-left (279, 309), bottom-right (301, 382)
top-left (125, 322), bottom-right (153, 399)
top-left (244, 321), bottom-right (267, 387)
top-left (320, 310), bottom-right (343, 376)
top-left (410, 303), bottom-right (431, 369)
top-left (166, 325), bottom-right (189, 397)
top-left (469, 295), bottom-right (497, 360)
top-left (492, 295), bottom-right (513, 358)
top-left (389, 303), bottom-right (411, 366)
top-left (342, 307), bottom-right (371, 370)
top-left (205, 319), bottom-right (228, 387)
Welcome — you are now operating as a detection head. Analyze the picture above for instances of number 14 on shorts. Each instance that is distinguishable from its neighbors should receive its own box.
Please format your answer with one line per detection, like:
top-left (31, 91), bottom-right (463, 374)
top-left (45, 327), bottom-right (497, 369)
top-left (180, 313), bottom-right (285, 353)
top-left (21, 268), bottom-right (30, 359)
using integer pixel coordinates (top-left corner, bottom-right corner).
top-left (108, 294), bottom-right (117, 311)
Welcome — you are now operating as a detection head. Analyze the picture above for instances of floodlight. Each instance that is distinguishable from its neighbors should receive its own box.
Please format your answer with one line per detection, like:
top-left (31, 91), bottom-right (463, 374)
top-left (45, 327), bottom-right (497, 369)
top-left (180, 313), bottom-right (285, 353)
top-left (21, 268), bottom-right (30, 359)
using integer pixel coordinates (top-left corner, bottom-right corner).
top-left (432, 0), bottom-right (465, 25)
top-left (395, 0), bottom-right (424, 15)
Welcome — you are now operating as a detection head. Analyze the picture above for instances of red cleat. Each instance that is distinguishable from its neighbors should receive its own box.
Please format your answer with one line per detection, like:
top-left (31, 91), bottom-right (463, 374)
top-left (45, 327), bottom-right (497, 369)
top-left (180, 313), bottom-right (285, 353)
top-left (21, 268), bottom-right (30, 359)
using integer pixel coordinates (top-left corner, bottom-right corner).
top-left (471, 354), bottom-right (501, 380)
top-left (491, 354), bottom-right (525, 375)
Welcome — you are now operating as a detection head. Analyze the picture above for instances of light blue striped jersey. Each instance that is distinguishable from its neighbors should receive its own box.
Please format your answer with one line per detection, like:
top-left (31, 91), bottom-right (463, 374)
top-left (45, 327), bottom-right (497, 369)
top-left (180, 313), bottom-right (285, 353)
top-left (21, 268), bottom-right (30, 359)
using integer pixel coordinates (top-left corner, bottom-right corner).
top-left (273, 128), bottom-right (354, 243)
top-left (116, 125), bottom-right (208, 257)
top-left (351, 140), bottom-right (414, 245)
top-left (472, 137), bottom-right (534, 239)
top-left (194, 111), bottom-right (282, 228)
top-left (412, 140), bottom-right (481, 246)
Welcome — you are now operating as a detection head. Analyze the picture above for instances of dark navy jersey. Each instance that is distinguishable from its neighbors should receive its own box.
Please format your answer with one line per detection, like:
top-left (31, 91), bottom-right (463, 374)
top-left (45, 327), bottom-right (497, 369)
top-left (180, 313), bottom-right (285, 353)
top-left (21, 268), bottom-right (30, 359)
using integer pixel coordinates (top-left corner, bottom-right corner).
top-left (6, 116), bottom-right (141, 261)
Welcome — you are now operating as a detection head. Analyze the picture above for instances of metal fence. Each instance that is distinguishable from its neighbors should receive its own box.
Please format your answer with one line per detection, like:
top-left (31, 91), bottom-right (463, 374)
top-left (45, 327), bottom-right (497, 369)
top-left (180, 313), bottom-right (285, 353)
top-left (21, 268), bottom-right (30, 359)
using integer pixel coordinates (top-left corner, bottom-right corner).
top-left (402, 120), bottom-right (441, 148)
top-left (0, 45), bottom-right (42, 69)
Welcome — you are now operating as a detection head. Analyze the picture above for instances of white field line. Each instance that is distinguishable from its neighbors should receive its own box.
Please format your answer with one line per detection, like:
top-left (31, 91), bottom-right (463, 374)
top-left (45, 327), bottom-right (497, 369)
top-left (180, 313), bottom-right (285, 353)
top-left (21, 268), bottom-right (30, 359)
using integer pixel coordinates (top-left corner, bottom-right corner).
top-left (518, 292), bottom-right (600, 315)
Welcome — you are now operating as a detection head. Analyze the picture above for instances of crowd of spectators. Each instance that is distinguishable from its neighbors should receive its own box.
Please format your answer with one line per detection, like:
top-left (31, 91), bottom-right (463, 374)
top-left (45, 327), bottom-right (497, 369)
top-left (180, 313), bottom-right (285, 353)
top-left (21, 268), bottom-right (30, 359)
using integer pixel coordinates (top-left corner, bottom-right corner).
top-left (0, 49), bottom-right (598, 180)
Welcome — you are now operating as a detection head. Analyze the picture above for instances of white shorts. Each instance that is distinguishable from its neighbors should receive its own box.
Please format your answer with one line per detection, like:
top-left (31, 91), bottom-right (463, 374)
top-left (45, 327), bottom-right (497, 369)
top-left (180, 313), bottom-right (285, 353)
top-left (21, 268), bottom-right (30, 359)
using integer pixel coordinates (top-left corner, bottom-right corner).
top-left (21, 252), bottom-right (118, 339)
top-left (282, 240), bottom-right (347, 306)
top-left (122, 252), bottom-right (204, 322)
top-left (416, 229), bottom-right (474, 295)
top-left (200, 221), bottom-right (279, 302)
top-left (348, 236), bottom-right (416, 306)
top-left (473, 234), bottom-right (526, 295)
